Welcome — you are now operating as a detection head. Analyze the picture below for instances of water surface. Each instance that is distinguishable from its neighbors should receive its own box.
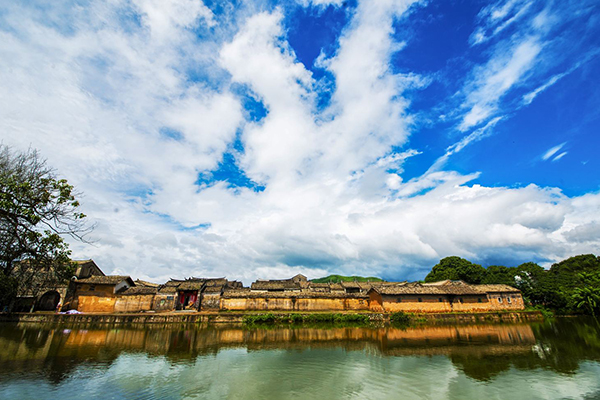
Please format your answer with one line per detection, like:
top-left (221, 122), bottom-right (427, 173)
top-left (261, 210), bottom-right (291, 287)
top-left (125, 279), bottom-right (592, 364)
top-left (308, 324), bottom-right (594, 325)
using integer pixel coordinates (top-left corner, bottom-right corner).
top-left (1, 318), bottom-right (599, 399)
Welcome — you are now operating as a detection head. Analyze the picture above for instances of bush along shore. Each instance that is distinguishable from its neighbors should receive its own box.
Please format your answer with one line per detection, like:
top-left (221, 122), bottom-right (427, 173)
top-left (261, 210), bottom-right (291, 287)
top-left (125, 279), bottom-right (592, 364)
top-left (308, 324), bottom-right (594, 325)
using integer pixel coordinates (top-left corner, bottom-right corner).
top-left (240, 310), bottom-right (543, 327)
top-left (242, 312), bottom-right (373, 326)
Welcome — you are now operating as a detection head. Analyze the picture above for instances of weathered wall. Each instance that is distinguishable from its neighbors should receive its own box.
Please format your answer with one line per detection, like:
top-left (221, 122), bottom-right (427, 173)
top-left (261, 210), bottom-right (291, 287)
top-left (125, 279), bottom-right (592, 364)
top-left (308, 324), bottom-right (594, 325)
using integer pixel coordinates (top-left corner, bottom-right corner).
top-left (380, 295), bottom-right (453, 313)
top-left (114, 295), bottom-right (155, 313)
top-left (201, 293), bottom-right (221, 310)
top-left (152, 294), bottom-right (177, 311)
top-left (221, 296), bottom-right (369, 312)
top-left (77, 295), bottom-right (116, 313)
top-left (487, 293), bottom-right (525, 310)
top-left (450, 296), bottom-right (492, 312)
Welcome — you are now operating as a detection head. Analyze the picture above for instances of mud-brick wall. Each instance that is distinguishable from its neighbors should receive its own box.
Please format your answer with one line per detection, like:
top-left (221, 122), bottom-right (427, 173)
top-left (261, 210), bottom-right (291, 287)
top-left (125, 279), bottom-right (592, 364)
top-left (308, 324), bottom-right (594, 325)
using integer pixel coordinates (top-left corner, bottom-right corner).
top-left (378, 295), bottom-right (453, 313)
top-left (77, 295), bottom-right (116, 313)
top-left (201, 293), bottom-right (221, 310)
top-left (114, 295), bottom-right (155, 312)
top-left (221, 296), bottom-right (369, 311)
top-left (450, 295), bottom-right (492, 312)
top-left (153, 294), bottom-right (177, 311)
top-left (487, 293), bottom-right (525, 310)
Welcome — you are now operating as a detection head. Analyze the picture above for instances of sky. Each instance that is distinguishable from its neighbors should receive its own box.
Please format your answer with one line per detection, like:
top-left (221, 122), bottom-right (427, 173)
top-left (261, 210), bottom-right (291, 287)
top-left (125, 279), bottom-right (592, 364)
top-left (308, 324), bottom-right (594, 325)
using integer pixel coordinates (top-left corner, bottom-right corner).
top-left (1, 0), bottom-right (599, 284)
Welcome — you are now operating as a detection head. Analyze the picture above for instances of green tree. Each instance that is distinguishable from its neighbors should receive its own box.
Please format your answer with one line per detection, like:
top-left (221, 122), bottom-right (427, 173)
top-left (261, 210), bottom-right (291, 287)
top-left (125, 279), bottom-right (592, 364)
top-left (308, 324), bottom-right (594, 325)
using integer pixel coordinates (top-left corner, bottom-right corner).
top-left (572, 287), bottom-right (600, 317)
top-left (0, 145), bottom-right (91, 308)
top-left (424, 256), bottom-right (486, 284)
top-left (482, 265), bottom-right (517, 285)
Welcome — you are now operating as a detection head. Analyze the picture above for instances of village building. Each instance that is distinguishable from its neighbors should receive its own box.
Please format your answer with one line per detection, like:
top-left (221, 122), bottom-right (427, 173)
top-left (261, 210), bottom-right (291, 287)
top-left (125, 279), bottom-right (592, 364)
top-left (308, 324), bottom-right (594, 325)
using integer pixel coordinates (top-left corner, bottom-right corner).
top-left (70, 275), bottom-right (134, 313)
top-left (10, 259), bottom-right (104, 312)
top-left (221, 290), bottom-right (370, 312)
top-left (14, 260), bottom-right (525, 314)
top-left (368, 280), bottom-right (525, 313)
top-left (475, 284), bottom-right (525, 310)
top-left (250, 274), bottom-right (309, 292)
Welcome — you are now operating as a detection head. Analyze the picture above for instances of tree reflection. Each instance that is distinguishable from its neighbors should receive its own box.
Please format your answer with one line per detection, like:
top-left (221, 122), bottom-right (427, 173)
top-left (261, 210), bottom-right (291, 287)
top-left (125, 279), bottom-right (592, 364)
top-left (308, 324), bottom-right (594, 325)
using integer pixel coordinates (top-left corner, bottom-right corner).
top-left (0, 318), bottom-right (599, 383)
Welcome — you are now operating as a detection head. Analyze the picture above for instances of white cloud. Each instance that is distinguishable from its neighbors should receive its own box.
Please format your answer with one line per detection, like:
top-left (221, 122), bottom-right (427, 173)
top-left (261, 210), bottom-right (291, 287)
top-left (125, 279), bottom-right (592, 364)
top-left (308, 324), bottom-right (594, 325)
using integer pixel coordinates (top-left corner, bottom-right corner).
top-left (0, 0), bottom-right (598, 285)
top-left (459, 37), bottom-right (541, 131)
top-left (552, 151), bottom-right (567, 162)
top-left (541, 142), bottom-right (566, 161)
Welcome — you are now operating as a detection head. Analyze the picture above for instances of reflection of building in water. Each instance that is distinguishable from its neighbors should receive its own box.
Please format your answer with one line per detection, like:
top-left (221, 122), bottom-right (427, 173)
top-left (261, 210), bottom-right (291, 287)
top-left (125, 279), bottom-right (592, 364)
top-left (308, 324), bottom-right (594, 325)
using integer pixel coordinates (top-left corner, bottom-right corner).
top-left (0, 323), bottom-right (536, 367)
top-left (2, 320), bottom-right (599, 384)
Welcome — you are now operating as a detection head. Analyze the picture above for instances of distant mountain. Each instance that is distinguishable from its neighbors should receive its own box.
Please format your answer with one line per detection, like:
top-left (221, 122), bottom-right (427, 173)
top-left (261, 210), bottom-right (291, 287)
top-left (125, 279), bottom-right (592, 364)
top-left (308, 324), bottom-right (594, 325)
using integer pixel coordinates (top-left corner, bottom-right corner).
top-left (311, 275), bottom-right (383, 283)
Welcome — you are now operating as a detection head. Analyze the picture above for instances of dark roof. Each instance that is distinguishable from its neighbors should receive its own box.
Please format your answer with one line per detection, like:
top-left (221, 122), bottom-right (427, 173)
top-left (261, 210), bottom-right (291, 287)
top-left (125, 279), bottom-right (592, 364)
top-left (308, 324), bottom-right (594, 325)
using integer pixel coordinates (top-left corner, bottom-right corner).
top-left (157, 285), bottom-right (178, 294)
top-left (135, 279), bottom-right (160, 288)
top-left (178, 280), bottom-right (205, 291)
top-left (340, 281), bottom-right (361, 289)
top-left (121, 286), bottom-right (158, 295)
top-left (371, 281), bottom-right (483, 296)
top-left (76, 275), bottom-right (133, 285)
top-left (251, 280), bottom-right (303, 290)
top-left (475, 284), bottom-right (521, 293)
top-left (204, 278), bottom-right (227, 286)
top-left (203, 285), bottom-right (224, 293)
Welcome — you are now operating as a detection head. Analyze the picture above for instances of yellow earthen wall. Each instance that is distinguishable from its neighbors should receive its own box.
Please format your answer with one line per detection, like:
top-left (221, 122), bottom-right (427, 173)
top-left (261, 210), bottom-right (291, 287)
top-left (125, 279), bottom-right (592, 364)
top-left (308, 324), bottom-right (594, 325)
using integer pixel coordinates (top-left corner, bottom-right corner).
top-left (114, 295), bottom-right (155, 313)
top-left (450, 297), bottom-right (492, 312)
top-left (76, 295), bottom-right (116, 313)
top-left (487, 293), bottom-right (525, 310)
top-left (220, 297), bottom-right (369, 311)
top-left (381, 295), bottom-right (453, 313)
top-left (152, 294), bottom-right (177, 311)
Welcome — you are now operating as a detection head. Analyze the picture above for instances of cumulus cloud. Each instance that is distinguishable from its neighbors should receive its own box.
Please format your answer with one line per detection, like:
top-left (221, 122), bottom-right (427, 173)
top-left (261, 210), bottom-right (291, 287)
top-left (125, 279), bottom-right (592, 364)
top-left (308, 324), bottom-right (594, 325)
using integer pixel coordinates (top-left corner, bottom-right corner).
top-left (0, 0), bottom-right (598, 284)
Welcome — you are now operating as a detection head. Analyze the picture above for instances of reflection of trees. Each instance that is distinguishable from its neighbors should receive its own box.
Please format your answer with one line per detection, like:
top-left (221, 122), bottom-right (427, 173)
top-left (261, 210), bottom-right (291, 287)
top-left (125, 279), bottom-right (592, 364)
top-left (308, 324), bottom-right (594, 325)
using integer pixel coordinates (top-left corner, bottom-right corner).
top-left (0, 318), bottom-right (599, 384)
top-left (449, 318), bottom-right (600, 380)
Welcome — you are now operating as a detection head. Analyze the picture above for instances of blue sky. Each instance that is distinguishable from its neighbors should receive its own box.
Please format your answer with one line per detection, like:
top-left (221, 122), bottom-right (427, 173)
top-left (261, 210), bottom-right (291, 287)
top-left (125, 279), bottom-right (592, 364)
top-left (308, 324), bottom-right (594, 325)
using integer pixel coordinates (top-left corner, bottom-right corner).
top-left (1, 0), bottom-right (599, 283)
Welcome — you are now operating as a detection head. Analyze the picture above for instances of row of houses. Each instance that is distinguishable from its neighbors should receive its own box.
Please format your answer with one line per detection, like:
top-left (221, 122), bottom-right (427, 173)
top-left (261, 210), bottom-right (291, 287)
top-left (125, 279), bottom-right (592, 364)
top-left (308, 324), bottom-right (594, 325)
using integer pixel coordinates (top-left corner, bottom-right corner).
top-left (10, 259), bottom-right (525, 313)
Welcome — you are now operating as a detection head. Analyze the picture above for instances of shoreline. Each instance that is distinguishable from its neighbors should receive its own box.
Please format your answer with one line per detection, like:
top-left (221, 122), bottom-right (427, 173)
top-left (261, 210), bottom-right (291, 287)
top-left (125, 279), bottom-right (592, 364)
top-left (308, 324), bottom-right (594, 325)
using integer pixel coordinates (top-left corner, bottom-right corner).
top-left (0, 310), bottom-right (544, 327)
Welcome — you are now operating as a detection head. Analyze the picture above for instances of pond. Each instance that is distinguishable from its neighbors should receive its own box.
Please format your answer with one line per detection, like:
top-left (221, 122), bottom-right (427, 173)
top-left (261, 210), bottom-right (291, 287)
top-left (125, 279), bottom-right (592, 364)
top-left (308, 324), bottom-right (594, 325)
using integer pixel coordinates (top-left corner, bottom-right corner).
top-left (1, 317), bottom-right (599, 399)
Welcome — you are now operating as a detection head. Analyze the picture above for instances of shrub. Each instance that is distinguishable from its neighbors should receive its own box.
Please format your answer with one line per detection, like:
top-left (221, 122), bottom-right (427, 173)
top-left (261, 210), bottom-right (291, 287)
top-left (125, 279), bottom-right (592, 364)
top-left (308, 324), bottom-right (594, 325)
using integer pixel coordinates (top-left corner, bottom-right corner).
top-left (389, 311), bottom-right (411, 325)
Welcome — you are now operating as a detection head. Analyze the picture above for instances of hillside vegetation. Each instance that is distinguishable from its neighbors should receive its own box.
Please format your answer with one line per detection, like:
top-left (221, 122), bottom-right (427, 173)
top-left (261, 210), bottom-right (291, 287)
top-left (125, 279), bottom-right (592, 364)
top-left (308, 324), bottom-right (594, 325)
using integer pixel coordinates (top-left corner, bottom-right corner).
top-left (311, 275), bottom-right (383, 283)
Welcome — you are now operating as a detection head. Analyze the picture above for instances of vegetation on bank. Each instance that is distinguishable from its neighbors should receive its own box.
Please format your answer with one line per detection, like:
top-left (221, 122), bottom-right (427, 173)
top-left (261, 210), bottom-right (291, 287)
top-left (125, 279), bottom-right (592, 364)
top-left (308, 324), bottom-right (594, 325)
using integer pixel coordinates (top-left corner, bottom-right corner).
top-left (311, 275), bottom-right (383, 283)
top-left (425, 254), bottom-right (600, 317)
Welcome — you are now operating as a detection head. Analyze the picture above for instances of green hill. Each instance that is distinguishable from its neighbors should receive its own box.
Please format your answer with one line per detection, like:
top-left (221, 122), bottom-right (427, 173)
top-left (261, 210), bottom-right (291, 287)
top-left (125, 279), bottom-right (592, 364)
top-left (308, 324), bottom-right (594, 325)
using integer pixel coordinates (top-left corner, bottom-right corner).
top-left (311, 275), bottom-right (384, 283)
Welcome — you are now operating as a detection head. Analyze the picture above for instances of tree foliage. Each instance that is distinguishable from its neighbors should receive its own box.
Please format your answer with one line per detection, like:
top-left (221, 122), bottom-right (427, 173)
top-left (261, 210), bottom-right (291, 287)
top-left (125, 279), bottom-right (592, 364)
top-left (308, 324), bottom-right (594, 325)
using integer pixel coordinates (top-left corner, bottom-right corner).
top-left (424, 254), bottom-right (600, 316)
top-left (424, 256), bottom-right (486, 284)
top-left (0, 145), bottom-right (91, 307)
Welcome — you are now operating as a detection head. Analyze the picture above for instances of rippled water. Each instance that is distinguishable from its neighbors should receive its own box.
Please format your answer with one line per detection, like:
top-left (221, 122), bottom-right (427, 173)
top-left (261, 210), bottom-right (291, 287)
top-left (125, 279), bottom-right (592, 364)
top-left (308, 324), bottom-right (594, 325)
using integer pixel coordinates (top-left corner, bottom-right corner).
top-left (1, 318), bottom-right (600, 399)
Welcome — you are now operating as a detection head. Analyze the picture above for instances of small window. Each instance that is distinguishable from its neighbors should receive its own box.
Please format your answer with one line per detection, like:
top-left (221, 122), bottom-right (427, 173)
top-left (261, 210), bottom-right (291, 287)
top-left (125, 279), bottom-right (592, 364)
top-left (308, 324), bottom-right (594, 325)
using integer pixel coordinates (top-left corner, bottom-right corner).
top-left (438, 298), bottom-right (443, 302)
top-left (89, 285), bottom-right (96, 291)
top-left (166, 296), bottom-right (174, 300)
top-left (397, 298), bottom-right (402, 303)
top-left (498, 297), bottom-right (503, 303)
top-left (507, 297), bottom-right (512, 304)
top-left (478, 298), bottom-right (482, 303)
top-left (418, 298), bottom-right (423, 303)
